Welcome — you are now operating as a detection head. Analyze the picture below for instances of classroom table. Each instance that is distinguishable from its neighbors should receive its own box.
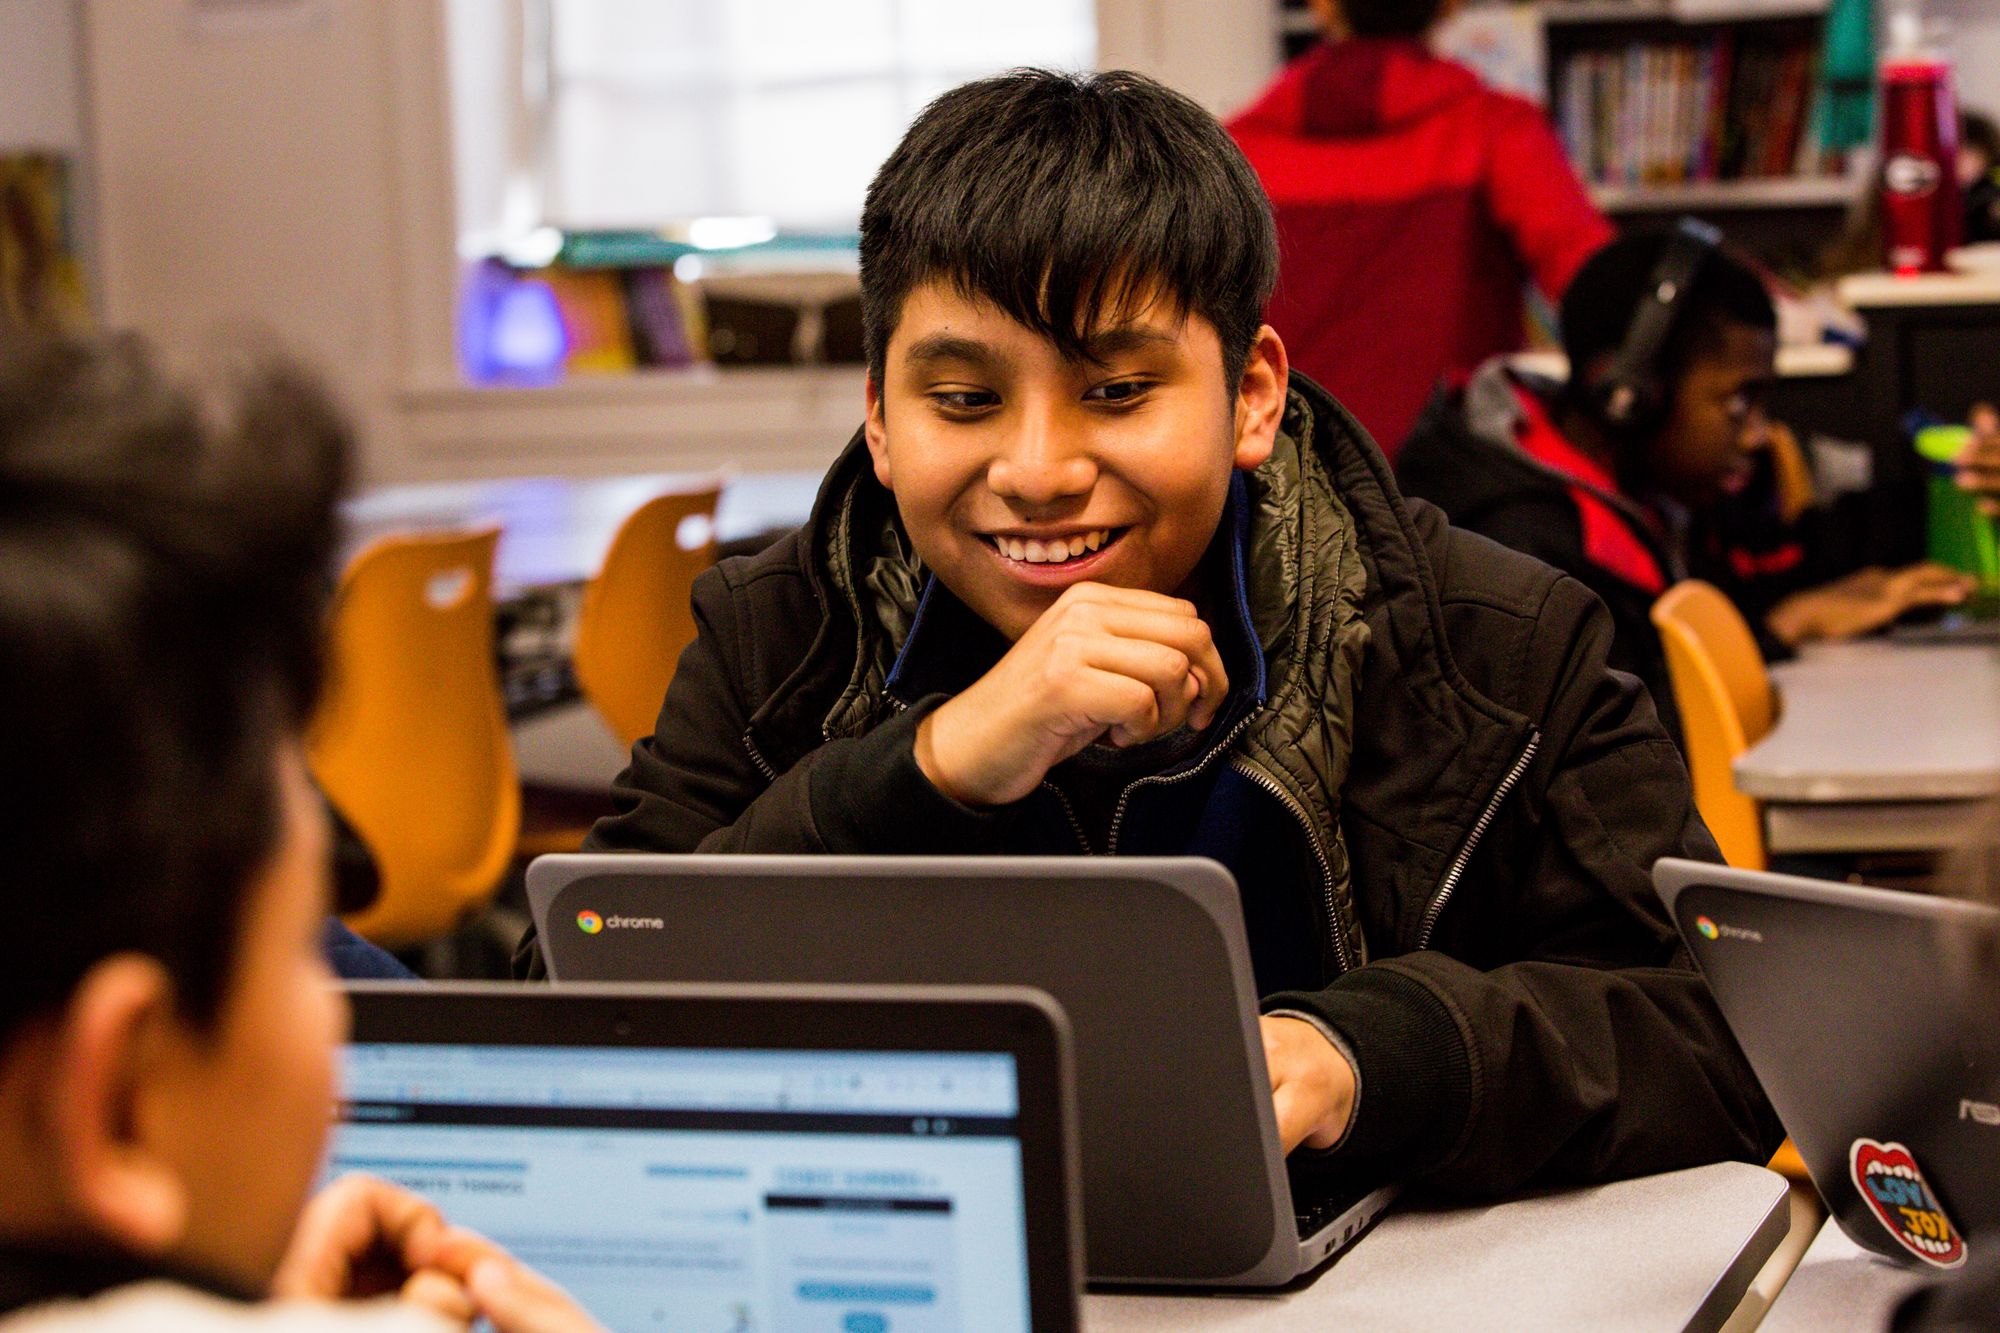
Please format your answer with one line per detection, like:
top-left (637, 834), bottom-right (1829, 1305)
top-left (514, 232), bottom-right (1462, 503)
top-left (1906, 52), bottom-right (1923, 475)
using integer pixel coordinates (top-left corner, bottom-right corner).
top-left (1734, 641), bottom-right (2000, 855)
top-left (1757, 1219), bottom-right (1934, 1332)
top-left (1085, 1162), bottom-right (1790, 1333)
top-left (341, 471), bottom-right (820, 595)
top-left (342, 472), bottom-right (821, 782)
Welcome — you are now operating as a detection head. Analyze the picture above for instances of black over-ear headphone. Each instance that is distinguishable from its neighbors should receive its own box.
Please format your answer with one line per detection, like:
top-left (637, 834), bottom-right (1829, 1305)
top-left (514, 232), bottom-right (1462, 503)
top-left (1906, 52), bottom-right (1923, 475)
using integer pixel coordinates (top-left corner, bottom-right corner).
top-left (1586, 216), bottom-right (1723, 441)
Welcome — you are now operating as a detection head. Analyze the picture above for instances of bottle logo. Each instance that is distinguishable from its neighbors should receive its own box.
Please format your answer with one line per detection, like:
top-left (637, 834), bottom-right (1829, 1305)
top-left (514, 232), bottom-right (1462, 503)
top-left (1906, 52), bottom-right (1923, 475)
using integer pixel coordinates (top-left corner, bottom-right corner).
top-left (1886, 154), bottom-right (1943, 199)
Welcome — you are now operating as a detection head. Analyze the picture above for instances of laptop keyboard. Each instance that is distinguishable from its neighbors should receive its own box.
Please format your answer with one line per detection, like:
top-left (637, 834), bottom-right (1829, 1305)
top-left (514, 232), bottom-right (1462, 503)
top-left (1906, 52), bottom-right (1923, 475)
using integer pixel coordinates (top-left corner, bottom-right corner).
top-left (1294, 1185), bottom-right (1370, 1239)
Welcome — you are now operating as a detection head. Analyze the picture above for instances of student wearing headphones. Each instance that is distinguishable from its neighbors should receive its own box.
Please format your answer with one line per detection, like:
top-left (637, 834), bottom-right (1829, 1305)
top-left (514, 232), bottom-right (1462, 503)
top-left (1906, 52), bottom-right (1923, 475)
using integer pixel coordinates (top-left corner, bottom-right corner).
top-left (1397, 223), bottom-right (1972, 746)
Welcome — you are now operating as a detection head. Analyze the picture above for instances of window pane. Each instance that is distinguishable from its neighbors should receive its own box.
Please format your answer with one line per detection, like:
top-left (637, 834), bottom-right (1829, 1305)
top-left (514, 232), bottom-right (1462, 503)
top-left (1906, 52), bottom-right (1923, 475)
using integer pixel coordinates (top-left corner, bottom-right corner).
top-left (540, 0), bottom-right (1096, 229)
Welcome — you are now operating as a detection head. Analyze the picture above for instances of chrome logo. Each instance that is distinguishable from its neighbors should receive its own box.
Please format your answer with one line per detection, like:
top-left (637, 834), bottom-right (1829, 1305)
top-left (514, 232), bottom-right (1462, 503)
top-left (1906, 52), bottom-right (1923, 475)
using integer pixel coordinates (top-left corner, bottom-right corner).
top-left (576, 910), bottom-right (604, 935)
top-left (1695, 916), bottom-right (1720, 941)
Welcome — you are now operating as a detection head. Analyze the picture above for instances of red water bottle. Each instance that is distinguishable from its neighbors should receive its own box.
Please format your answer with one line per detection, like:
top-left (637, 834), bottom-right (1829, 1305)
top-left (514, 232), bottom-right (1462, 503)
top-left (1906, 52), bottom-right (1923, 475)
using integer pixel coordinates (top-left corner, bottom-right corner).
top-left (1880, 8), bottom-right (1962, 275)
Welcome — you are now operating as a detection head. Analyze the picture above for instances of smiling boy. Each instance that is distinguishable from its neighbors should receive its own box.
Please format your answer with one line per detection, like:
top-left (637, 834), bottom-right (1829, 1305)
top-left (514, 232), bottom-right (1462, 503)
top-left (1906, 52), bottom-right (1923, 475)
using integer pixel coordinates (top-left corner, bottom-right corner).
top-left (565, 71), bottom-right (1780, 1193)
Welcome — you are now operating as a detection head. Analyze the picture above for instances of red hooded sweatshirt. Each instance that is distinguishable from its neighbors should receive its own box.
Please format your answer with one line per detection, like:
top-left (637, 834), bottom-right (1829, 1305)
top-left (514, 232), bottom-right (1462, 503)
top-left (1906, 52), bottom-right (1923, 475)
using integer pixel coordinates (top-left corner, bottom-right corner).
top-left (1229, 38), bottom-right (1613, 457)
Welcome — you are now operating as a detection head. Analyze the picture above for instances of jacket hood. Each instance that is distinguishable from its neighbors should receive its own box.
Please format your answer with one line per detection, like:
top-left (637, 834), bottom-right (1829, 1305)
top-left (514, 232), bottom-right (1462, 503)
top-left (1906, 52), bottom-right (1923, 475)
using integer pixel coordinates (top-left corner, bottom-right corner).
top-left (1230, 37), bottom-right (1482, 140)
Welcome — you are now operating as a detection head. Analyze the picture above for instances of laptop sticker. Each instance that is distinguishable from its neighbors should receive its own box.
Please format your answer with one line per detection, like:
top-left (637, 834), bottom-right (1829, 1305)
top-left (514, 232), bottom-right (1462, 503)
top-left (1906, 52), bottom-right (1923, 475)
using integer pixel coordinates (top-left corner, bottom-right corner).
top-left (1850, 1138), bottom-right (1967, 1268)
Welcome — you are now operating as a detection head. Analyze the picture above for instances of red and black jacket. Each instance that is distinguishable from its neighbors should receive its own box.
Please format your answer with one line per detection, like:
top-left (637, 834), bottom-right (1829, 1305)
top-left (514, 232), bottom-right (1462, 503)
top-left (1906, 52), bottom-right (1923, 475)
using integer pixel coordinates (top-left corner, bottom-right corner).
top-left (1396, 360), bottom-right (1813, 748)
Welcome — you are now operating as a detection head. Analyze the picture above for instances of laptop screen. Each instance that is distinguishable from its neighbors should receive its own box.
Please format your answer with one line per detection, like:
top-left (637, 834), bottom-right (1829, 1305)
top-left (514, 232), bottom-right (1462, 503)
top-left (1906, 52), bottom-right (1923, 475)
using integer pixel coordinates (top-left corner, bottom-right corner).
top-left (328, 1041), bottom-right (1034, 1333)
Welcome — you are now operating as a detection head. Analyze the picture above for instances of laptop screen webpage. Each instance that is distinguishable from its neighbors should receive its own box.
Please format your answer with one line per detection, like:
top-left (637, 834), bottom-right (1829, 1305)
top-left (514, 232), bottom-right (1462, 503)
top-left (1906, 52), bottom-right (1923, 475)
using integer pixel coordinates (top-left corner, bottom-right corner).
top-left (328, 1043), bottom-right (1032, 1333)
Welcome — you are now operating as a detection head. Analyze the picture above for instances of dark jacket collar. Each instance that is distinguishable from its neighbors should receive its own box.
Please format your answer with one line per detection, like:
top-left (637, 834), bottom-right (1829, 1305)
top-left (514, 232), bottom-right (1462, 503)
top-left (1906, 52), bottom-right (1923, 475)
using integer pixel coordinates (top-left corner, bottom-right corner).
top-left (0, 1241), bottom-right (257, 1318)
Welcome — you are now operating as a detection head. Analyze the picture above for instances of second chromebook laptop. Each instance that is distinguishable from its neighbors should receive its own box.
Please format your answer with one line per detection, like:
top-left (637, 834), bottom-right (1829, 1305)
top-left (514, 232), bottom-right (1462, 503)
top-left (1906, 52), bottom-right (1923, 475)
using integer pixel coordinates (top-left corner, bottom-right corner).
top-left (334, 981), bottom-right (1082, 1331)
top-left (528, 854), bottom-right (1397, 1288)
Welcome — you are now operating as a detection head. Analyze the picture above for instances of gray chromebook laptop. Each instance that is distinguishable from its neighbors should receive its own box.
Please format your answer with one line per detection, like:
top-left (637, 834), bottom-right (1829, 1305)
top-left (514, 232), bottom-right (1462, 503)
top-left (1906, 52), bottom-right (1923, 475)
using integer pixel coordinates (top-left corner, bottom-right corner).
top-left (527, 855), bottom-right (1398, 1288)
top-left (332, 981), bottom-right (1082, 1332)
top-left (1656, 859), bottom-right (2000, 1270)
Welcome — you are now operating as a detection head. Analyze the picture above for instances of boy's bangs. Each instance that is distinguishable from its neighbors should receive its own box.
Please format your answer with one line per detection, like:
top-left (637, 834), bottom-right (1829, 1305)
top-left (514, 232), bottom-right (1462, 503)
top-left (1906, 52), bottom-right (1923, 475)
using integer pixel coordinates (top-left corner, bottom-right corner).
top-left (942, 261), bottom-right (1190, 367)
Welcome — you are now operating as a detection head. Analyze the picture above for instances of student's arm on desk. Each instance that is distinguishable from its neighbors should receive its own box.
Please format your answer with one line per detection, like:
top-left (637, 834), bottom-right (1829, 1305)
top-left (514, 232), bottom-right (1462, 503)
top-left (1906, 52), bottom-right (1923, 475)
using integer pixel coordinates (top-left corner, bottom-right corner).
top-left (1269, 577), bottom-right (1783, 1196)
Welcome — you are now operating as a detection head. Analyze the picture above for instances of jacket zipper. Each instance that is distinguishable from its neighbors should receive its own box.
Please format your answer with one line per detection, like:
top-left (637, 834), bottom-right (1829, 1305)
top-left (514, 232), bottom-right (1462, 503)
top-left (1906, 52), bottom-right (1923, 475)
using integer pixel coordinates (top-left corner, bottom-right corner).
top-left (743, 733), bottom-right (779, 781)
top-left (1098, 709), bottom-right (1357, 979)
top-left (1416, 733), bottom-right (1541, 951)
top-left (1224, 757), bottom-right (1355, 978)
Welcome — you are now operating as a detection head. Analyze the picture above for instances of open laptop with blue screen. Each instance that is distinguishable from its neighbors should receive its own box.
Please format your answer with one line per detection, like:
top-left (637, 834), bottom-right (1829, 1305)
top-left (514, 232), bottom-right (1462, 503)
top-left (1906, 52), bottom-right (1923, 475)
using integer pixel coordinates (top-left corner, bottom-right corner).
top-left (331, 982), bottom-right (1081, 1333)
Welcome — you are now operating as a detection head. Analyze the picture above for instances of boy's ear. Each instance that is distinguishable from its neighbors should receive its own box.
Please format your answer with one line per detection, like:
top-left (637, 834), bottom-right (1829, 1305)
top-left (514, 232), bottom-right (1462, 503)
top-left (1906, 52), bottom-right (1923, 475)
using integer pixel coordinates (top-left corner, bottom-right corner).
top-left (1232, 326), bottom-right (1290, 472)
top-left (864, 376), bottom-right (895, 492)
top-left (47, 955), bottom-right (191, 1258)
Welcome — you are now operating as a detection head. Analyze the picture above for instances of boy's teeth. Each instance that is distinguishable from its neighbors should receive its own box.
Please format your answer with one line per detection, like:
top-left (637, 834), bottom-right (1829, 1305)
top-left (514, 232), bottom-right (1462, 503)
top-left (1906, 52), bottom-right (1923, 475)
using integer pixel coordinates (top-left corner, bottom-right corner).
top-left (995, 529), bottom-right (1112, 564)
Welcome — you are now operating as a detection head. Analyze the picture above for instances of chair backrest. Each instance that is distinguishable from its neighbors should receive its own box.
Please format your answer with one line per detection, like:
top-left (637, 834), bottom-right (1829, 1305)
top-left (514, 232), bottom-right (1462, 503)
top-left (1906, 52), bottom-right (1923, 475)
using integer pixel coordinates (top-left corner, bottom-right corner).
top-left (308, 528), bottom-right (520, 949)
top-left (1651, 580), bottom-right (1776, 871)
top-left (573, 486), bottom-right (721, 748)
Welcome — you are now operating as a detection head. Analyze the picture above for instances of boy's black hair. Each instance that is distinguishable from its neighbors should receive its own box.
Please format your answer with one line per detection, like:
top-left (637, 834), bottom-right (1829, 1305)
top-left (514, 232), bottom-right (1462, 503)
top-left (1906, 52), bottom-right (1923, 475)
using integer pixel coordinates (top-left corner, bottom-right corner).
top-left (0, 332), bottom-right (349, 1042)
top-left (1340, 0), bottom-right (1448, 37)
top-left (860, 69), bottom-right (1278, 391)
top-left (1559, 228), bottom-right (1777, 404)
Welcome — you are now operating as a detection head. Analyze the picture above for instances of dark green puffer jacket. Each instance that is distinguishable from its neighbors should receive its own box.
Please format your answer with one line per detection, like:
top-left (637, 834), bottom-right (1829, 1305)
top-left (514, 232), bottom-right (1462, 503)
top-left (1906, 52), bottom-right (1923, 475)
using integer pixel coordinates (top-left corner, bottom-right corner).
top-left (538, 373), bottom-right (1782, 1196)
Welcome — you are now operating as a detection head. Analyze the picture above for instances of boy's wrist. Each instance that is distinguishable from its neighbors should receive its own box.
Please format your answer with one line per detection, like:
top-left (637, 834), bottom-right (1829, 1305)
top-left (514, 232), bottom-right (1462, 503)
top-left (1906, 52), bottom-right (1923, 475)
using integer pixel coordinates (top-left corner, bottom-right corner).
top-left (914, 709), bottom-right (981, 807)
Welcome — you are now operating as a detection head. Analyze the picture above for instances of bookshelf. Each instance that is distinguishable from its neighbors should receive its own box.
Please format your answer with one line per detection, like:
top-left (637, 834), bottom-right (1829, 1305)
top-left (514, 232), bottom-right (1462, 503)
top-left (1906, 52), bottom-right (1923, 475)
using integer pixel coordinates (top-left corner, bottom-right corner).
top-left (1269, 0), bottom-right (1860, 266)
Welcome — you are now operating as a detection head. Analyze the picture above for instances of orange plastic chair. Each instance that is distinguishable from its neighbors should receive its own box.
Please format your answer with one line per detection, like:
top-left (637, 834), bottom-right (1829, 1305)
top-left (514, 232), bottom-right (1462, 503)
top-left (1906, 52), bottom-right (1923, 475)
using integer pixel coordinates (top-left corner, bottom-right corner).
top-left (308, 529), bottom-right (521, 949)
top-left (572, 486), bottom-right (721, 748)
top-left (1651, 580), bottom-right (1778, 871)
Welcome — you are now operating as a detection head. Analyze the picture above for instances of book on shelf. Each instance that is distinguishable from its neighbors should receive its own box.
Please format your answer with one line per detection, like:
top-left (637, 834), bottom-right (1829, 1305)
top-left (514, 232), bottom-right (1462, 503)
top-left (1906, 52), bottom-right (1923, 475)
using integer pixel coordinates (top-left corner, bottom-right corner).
top-left (1553, 26), bottom-right (1829, 190)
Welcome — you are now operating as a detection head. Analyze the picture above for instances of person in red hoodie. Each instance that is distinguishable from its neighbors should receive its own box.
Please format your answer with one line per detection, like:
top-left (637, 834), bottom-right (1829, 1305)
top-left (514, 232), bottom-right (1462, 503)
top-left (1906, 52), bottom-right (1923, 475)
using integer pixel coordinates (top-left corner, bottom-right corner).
top-left (1229, 0), bottom-right (1613, 455)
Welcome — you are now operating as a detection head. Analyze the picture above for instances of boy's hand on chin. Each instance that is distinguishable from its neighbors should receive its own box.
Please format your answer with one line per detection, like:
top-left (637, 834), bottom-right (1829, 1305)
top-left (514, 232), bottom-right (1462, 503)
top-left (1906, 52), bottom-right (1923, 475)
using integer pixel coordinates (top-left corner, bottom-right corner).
top-left (1262, 1016), bottom-right (1356, 1154)
top-left (915, 582), bottom-right (1229, 807)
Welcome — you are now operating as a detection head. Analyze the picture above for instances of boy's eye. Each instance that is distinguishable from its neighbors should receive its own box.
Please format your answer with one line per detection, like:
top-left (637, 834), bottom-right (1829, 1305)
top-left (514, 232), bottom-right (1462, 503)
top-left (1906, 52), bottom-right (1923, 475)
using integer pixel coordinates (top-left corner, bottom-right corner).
top-left (929, 389), bottom-right (999, 413)
top-left (1085, 379), bottom-right (1155, 405)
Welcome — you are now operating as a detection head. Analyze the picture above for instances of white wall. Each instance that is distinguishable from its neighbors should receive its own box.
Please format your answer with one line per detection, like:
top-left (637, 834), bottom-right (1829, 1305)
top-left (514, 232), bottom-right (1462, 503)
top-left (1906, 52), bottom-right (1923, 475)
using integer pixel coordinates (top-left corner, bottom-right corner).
top-left (81, 0), bottom-right (457, 473)
top-left (1098, 0), bottom-right (1279, 118)
top-left (0, 0), bottom-right (84, 150)
top-left (1936, 0), bottom-right (2000, 122)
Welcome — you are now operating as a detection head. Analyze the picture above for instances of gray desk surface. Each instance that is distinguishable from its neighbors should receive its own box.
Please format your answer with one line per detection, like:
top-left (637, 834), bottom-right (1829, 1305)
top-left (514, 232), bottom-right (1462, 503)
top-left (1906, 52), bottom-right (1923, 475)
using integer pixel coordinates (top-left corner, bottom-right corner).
top-left (1735, 642), bottom-right (2000, 805)
top-left (1759, 1221), bottom-right (1932, 1332)
top-left (1085, 1163), bottom-right (1789, 1333)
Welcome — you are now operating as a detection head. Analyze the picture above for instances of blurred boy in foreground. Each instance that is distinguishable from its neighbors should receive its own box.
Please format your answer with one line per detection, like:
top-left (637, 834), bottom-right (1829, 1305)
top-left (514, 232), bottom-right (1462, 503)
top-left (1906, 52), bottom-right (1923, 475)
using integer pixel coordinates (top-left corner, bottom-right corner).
top-left (0, 333), bottom-right (600, 1333)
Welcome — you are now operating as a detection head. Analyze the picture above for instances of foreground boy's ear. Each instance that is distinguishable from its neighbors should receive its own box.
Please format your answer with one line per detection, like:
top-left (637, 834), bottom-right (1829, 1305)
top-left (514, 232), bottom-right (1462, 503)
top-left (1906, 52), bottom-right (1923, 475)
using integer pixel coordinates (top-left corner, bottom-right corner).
top-left (46, 955), bottom-right (191, 1257)
top-left (864, 377), bottom-right (894, 491)
top-left (1233, 326), bottom-right (1289, 472)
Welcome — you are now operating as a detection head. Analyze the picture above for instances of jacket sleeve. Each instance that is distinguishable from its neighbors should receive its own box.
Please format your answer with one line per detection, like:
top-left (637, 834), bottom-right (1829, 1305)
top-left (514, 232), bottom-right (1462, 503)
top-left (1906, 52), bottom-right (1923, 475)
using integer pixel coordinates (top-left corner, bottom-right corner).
top-left (1272, 574), bottom-right (1782, 1196)
top-left (586, 564), bottom-right (1025, 858)
top-left (1482, 98), bottom-right (1615, 302)
top-left (513, 561), bottom-right (1025, 977)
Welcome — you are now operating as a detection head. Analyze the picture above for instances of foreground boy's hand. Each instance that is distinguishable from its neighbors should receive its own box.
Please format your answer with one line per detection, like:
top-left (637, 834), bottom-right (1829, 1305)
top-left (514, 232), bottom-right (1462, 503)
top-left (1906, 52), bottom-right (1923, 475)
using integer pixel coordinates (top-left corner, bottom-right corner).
top-left (274, 1174), bottom-right (605, 1332)
top-left (273, 1174), bottom-right (453, 1306)
top-left (1261, 1016), bottom-right (1356, 1154)
top-left (916, 582), bottom-right (1229, 807)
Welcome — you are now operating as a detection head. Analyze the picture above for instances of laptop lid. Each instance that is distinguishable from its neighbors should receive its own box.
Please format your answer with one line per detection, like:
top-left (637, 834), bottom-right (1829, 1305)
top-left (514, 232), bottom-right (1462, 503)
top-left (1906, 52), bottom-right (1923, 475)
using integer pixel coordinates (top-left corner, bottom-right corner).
top-left (333, 981), bottom-right (1081, 1332)
top-left (527, 854), bottom-right (1391, 1287)
top-left (1655, 859), bottom-right (2000, 1267)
